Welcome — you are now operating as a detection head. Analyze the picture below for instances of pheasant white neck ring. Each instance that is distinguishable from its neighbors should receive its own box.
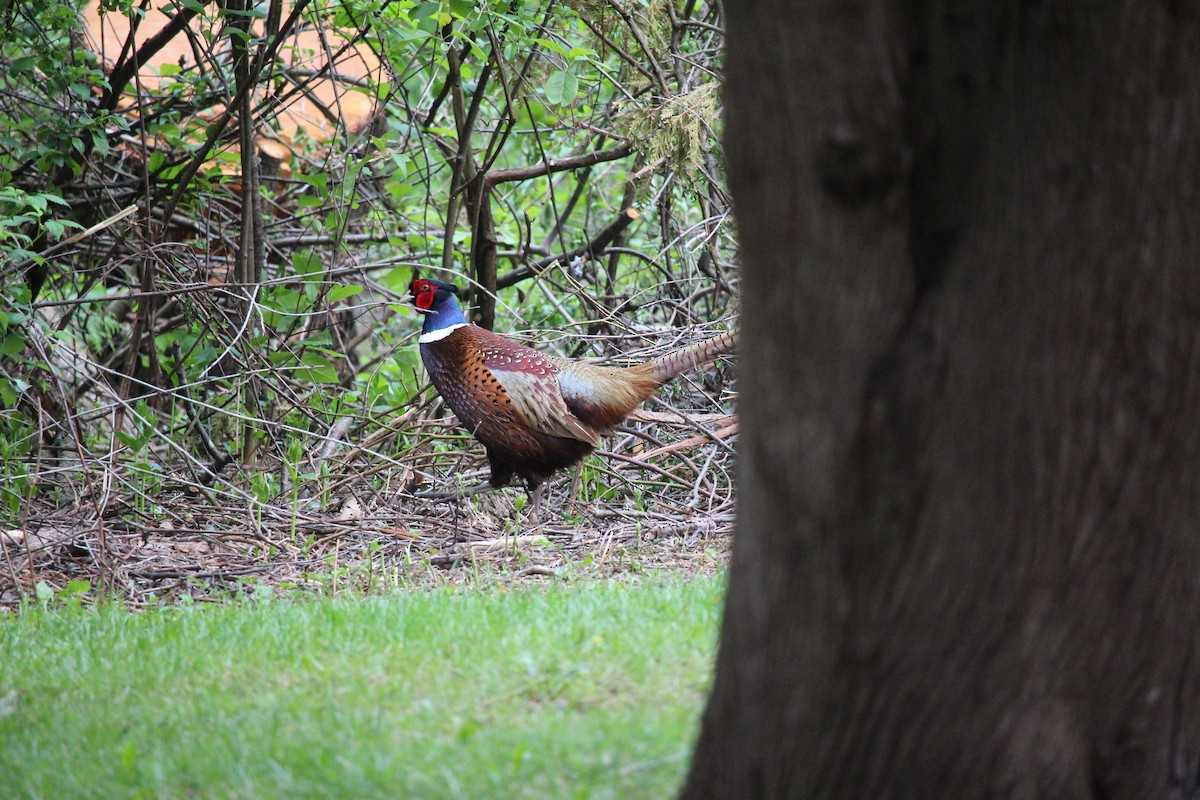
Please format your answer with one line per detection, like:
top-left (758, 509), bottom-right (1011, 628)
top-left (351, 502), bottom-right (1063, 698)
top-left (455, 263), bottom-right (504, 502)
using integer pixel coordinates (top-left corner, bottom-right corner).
top-left (419, 323), bottom-right (468, 343)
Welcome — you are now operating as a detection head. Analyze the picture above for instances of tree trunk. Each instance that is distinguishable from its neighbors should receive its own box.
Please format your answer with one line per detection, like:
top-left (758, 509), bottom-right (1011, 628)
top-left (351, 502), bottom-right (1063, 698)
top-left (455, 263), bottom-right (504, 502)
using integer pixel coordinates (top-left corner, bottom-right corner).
top-left (683, 2), bottom-right (1200, 798)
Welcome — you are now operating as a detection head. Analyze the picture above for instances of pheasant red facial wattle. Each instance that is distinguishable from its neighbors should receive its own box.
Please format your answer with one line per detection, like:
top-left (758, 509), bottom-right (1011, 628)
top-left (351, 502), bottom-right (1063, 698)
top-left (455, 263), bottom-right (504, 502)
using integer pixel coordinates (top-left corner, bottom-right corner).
top-left (411, 278), bottom-right (454, 312)
top-left (409, 278), bottom-right (736, 493)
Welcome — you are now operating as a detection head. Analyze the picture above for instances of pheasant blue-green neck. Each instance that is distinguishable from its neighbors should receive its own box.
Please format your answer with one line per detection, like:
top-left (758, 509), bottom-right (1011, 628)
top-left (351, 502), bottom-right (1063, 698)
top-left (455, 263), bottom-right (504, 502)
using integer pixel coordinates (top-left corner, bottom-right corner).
top-left (421, 293), bottom-right (468, 334)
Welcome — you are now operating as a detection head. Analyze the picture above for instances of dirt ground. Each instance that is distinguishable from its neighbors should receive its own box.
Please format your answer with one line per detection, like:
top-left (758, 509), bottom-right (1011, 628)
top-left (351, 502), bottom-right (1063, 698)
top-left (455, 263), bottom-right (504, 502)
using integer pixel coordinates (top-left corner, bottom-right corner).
top-left (1, 454), bottom-right (733, 610)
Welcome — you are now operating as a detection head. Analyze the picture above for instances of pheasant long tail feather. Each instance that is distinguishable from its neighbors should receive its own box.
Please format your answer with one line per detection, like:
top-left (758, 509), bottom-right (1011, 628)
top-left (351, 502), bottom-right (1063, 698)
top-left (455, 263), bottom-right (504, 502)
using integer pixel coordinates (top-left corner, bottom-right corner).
top-left (643, 329), bottom-right (737, 384)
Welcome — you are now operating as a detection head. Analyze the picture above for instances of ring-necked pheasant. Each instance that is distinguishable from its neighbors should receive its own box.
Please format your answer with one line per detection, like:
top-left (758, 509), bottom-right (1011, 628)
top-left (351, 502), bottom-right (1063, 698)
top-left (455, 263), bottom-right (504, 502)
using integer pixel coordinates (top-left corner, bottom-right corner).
top-left (408, 278), bottom-right (736, 497)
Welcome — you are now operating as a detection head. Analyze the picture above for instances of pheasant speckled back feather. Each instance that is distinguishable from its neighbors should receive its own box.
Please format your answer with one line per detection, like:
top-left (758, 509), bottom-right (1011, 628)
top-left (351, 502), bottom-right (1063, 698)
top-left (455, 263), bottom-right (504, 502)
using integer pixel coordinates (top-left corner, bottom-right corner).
top-left (409, 278), bottom-right (736, 491)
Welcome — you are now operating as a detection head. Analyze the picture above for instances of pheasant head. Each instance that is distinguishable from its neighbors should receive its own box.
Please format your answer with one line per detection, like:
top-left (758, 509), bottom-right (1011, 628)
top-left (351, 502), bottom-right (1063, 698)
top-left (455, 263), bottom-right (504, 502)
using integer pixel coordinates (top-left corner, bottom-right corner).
top-left (410, 279), bottom-right (468, 343)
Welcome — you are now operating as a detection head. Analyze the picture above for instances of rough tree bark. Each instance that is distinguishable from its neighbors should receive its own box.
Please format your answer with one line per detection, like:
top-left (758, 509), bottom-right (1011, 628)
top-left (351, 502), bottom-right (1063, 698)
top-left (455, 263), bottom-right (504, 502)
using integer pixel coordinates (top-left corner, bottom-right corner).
top-left (683, 2), bottom-right (1200, 798)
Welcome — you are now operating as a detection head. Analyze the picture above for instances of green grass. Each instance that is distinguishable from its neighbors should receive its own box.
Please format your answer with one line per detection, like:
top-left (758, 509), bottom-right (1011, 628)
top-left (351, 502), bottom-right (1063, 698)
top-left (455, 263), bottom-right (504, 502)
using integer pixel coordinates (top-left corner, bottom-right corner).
top-left (0, 578), bottom-right (722, 799)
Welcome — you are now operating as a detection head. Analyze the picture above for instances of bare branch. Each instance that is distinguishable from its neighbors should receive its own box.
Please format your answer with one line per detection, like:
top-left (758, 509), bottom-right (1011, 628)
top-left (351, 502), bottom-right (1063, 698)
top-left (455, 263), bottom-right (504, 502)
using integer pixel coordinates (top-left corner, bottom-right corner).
top-left (485, 144), bottom-right (634, 186)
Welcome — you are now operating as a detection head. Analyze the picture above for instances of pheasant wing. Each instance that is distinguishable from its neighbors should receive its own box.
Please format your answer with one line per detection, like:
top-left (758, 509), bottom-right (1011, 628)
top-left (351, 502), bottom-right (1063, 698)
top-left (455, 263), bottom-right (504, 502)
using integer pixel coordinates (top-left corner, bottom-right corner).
top-left (480, 346), bottom-right (603, 447)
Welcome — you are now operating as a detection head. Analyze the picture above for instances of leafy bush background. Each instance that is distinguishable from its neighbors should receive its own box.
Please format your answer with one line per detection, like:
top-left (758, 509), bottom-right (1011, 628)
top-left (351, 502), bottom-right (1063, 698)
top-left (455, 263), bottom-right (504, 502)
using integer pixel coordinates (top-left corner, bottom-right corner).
top-left (0, 0), bottom-right (735, 593)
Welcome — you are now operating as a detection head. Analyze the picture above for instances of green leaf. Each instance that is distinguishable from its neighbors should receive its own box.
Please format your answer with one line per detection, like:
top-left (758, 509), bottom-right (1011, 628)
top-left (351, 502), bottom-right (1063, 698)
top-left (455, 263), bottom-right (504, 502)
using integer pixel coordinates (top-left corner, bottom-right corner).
top-left (298, 332), bottom-right (332, 348)
top-left (299, 171), bottom-right (329, 194)
top-left (388, 152), bottom-right (411, 173)
top-left (0, 333), bottom-right (26, 357)
top-left (534, 38), bottom-right (570, 58)
top-left (381, 267), bottom-right (411, 292)
top-left (328, 285), bottom-right (363, 302)
top-left (59, 580), bottom-right (90, 598)
top-left (0, 378), bottom-right (17, 408)
top-left (292, 250), bottom-right (322, 277)
top-left (91, 133), bottom-right (110, 157)
top-left (35, 581), bottom-right (53, 604)
top-left (297, 351), bottom-right (341, 384)
top-left (385, 180), bottom-right (413, 202)
top-left (304, 364), bottom-right (341, 384)
top-left (262, 287), bottom-right (310, 315)
top-left (411, 2), bottom-right (439, 21)
top-left (544, 70), bottom-right (578, 105)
